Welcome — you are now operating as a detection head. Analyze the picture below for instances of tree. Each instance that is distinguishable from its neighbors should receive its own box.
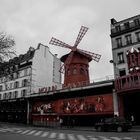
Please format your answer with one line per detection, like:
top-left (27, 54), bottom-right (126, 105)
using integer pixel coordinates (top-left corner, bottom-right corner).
top-left (0, 32), bottom-right (16, 62)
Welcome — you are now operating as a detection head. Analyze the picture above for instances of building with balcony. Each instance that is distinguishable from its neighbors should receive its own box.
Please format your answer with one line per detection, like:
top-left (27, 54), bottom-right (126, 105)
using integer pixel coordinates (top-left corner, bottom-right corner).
top-left (110, 14), bottom-right (140, 124)
top-left (0, 43), bottom-right (62, 123)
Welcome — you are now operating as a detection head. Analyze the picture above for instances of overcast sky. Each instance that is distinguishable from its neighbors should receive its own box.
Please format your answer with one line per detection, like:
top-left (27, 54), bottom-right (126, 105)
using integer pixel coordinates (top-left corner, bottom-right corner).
top-left (0, 0), bottom-right (140, 82)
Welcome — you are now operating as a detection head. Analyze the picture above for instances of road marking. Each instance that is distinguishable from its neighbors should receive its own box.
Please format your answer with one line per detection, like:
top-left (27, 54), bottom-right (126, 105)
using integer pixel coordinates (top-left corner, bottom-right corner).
top-left (58, 133), bottom-right (66, 139)
top-left (40, 131), bottom-right (49, 137)
top-left (34, 130), bottom-right (43, 136)
top-left (0, 129), bottom-right (7, 132)
top-left (77, 135), bottom-right (88, 140)
top-left (26, 130), bottom-right (36, 135)
top-left (68, 134), bottom-right (77, 140)
top-left (123, 137), bottom-right (135, 140)
top-left (21, 130), bottom-right (31, 134)
top-left (110, 137), bottom-right (122, 140)
top-left (48, 132), bottom-right (57, 138)
top-left (87, 135), bottom-right (98, 140)
top-left (16, 130), bottom-right (23, 133)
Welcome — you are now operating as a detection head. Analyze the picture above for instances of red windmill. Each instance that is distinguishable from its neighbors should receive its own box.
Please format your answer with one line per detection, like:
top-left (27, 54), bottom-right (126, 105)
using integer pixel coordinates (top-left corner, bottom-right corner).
top-left (49, 26), bottom-right (101, 88)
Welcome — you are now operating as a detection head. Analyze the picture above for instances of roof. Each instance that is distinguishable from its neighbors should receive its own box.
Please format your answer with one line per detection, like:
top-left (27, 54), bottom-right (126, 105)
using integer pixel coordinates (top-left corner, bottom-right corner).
top-left (60, 50), bottom-right (92, 63)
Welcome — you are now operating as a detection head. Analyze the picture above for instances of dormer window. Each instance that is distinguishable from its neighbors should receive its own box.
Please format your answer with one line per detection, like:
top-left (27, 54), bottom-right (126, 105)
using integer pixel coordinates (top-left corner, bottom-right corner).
top-left (116, 25), bottom-right (121, 32)
top-left (134, 19), bottom-right (140, 26)
top-left (124, 22), bottom-right (130, 29)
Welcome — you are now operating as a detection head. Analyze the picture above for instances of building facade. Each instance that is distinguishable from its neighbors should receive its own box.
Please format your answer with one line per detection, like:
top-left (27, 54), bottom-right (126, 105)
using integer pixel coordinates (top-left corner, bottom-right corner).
top-left (0, 43), bottom-right (62, 123)
top-left (110, 14), bottom-right (140, 124)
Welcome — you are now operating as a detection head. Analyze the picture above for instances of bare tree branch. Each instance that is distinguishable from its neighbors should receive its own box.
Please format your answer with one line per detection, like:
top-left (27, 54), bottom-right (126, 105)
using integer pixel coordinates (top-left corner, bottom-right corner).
top-left (0, 32), bottom-right (16, 62)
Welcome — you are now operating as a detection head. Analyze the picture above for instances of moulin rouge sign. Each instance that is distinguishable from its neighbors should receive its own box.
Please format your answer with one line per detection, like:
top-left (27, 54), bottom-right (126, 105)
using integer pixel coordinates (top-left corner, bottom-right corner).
top-left (38, 81), bottom-right (90, 94)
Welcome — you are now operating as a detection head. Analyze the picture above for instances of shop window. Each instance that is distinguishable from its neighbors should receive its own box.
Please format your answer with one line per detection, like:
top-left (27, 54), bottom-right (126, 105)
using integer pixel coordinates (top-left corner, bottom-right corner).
top-left (135, 32), bottom-right (140, 42)
top-left (117, 52), bottom-right (124, 63)
top-left (116, 38), bottom-right (122, 47)
top-left (125, 34), bottom-right (132, 45)
top-left (119, 69), bottom-right (126, 77)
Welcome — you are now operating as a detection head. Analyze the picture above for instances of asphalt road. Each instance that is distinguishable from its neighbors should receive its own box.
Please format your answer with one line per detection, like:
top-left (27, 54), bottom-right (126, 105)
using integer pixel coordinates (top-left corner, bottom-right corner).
top-left (0, 124), bottom-right (140, 140)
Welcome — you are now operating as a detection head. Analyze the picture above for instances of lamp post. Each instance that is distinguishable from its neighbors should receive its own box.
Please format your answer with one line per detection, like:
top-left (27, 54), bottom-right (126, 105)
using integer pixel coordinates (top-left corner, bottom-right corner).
top-left (110, 60), bottom-right (119, 117)
top-left (109, 60), bottom-right (119, 78)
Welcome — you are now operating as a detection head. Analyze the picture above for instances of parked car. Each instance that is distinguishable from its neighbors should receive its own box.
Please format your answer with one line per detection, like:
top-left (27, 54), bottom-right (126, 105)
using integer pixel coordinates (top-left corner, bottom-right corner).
top-left (95, 117), bottom-right (132, 132)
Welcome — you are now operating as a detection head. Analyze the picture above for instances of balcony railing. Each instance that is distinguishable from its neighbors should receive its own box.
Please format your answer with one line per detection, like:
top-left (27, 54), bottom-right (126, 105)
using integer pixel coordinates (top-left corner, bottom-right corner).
top-left (115, 73), bottom-right (140, 93)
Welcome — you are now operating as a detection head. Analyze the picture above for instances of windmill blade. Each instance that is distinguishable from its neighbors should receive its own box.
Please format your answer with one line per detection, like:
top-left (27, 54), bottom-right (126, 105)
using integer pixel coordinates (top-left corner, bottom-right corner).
top-left (78, 48), bottom-right (101, 62)
top-left (49, 37), bottom-right (72, 50)
top-left (74, 26), bottom-right (88, 47)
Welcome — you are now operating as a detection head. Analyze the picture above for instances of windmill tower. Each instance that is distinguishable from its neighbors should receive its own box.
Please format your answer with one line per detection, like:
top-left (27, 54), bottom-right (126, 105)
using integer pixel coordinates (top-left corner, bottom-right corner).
top-left (49, 26), bottom-right (101, 88)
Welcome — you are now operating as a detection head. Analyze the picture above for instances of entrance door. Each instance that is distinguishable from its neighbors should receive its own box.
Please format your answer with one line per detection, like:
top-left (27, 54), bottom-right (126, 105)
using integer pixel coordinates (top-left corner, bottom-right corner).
top-left (123, 92), bottom-right (140, 125)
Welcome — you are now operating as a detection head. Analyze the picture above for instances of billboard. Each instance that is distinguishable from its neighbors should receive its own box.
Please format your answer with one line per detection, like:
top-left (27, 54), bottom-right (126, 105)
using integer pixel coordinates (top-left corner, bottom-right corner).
top-left (32, 94), bottom-right (113, 115)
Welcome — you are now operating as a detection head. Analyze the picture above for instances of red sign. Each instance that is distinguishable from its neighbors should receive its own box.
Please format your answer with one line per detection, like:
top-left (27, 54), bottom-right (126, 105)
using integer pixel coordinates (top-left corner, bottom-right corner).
top-left (57, 94), bottom-right (113, 114)
top-left (32, 94), bottom-right (113, 115)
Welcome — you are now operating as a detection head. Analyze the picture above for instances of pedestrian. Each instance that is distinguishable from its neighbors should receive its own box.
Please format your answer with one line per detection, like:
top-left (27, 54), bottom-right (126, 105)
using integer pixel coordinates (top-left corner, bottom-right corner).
top-left (130, 115), bottom-right (134, 125)
top-left (59, 118), bottom-right (63, 128)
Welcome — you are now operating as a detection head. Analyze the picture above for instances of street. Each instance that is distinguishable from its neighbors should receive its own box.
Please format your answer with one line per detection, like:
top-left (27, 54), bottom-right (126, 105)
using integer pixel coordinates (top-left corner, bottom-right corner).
top-left (0, 124), bottom-right (140, 140)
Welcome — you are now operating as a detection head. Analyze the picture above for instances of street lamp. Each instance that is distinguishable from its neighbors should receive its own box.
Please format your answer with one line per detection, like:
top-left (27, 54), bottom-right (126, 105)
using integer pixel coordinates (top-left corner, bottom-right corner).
top-left (109, 60), bottom-right (118, 78)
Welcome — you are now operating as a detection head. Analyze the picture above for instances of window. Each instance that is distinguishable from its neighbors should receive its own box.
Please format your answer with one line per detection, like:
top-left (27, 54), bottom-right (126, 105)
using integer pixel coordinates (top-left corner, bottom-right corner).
top-left (22, 79), bottom-right (28, 87)
top-left (0, 85), bottom-right (3, 91)
top-left (21, 89), bottom-right (27, 97)
top-left (9, 92), bottom-right (12, 99)
top-left (117, 52), bottom-right (124, 63)
top-left (119, 69), bottom-right (126, 77)
top-left (116, 25), bottom-right (121, 32)
top-left (13, 91), bottom-right (18, 98)
top-left (14, 81), bottom-right (19, 88)
top-left (3, 93), bottom-right (6, 99)
top-left (116, 38), bottom-right (122, 47)
top-left (134, 19), bottom-right (140, 26)
top-left (135, 32), bottom-right (140, 42)
top-left (24, 69), bottom-right (28, 76)
top-left (124, 22), bottom-right (130, 29)
top-left (125, 35), bottom-right (132, 45)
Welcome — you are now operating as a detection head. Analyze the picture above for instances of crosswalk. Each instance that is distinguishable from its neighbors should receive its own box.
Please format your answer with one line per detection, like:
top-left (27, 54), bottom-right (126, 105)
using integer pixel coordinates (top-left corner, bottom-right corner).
top-left (0, 127), bottom-right (136, 140)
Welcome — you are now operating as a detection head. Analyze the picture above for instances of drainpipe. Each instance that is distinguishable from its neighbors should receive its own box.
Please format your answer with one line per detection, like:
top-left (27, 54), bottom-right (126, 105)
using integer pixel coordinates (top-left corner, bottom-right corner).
top-left (27, 99), bottom-right (30, 124)
top-left (113, 89), bottom-right (119, 116)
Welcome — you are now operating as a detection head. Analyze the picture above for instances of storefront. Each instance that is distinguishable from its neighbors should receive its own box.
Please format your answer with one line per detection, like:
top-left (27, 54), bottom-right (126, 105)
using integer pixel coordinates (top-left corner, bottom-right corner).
top-left (31, 81), bottom-right (114, 126)
top-left (0, 99), bottom-right (27, 124)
